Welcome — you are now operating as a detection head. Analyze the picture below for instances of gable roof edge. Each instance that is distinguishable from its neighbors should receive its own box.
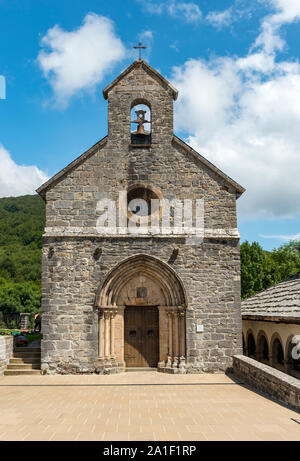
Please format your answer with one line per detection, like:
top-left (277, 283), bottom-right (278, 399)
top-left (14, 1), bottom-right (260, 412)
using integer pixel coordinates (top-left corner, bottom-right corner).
top-left (36, 136), bottom-right (108, 199)
top-left (103, 60), bottom-right (178, 100)
top-left (173, 135), bottom-right (245, 197)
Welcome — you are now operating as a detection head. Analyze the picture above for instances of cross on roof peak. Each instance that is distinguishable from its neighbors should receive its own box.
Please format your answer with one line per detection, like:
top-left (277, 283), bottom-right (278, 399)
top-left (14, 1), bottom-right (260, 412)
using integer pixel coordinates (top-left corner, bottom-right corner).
top-left (133, 42), bottom-right (147, 60)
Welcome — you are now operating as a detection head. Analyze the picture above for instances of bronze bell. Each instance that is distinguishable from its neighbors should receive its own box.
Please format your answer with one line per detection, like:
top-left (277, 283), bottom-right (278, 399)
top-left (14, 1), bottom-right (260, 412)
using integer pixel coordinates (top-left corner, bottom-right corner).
top-left (132, 109), bottom-right (149, 136)
top-left (136, 123), bottom-right (146, 135)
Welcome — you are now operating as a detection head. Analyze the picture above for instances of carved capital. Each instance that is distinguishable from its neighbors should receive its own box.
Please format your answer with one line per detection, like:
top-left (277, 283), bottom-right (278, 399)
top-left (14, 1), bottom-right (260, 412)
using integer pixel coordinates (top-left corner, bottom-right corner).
top-left (109, 308), bottom-right (118, 318)
top-left (167, 307), bottom-right (185, 317)
top-left (99, 307), bottom-right (118, 319)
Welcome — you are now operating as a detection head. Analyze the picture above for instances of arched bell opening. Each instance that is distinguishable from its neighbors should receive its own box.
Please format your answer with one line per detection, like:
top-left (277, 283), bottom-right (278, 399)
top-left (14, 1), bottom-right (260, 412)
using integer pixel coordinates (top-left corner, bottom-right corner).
top-left (96, 254), bottom-right (187, 373)
top-left (130, 100), bottom-right (151, 146)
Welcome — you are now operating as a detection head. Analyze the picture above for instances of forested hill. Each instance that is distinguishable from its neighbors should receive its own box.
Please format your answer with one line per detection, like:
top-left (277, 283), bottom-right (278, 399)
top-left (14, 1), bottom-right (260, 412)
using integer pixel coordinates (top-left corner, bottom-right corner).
top-left (0, 194), bottom-right (299, 315)
top-left (0, 195), bottom-right (45, 319)
top-left (0, 195), bottom-right (45, 283)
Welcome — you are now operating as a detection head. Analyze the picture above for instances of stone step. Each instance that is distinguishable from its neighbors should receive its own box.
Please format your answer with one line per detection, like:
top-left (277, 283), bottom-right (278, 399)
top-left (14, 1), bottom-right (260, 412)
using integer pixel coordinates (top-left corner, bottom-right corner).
top-left (10, 357), bottom-right (41, 364)
top-left (14, 347), bottom-right (41, 353)
top-left (7, 363), bottom-right (41, 370)
top-left (126, 367), bottom-right (157, 372)
top-left (13, 352), bottom-right (41, 358)
top-left (4, 369), bottom-right (41, 376)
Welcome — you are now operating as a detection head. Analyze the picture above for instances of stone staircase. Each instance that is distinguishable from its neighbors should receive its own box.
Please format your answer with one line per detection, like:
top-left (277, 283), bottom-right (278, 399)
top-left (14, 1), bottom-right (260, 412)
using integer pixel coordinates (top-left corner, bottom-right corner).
top-left (4, 346), bottom-right (41, 376)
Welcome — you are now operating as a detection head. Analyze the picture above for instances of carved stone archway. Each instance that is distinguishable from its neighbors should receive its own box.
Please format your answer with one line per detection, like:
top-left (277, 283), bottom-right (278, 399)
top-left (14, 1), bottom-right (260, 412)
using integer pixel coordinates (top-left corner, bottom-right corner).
top-left (96, 254), bottom-right (187, 373)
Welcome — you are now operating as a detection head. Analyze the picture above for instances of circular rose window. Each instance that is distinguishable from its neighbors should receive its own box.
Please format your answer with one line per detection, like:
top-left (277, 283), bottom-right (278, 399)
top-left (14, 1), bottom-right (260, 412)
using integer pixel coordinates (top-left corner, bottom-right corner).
top-left (127, 186), bottom-right (160, 217)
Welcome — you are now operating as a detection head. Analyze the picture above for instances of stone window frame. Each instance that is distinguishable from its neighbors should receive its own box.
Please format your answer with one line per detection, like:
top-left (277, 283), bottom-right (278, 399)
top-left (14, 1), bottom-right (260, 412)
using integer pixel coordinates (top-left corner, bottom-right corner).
top-left (124, 182), bottom-right (164, 226)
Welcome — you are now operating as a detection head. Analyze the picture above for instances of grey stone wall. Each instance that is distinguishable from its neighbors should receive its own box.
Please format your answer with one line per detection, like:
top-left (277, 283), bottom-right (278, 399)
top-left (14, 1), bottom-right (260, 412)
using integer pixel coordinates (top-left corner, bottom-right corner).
top-left (41, 236), bottom-right (242, 374)
top-left (40, 61), bottom-right (242, 374)
top-left (44, 63), bottom-right (237, 232)
top-left (233, 355), bottom-right (300, 411)
top-left (107, 63), bottom-right (174, 145)
top-left (44, 139), bottom-right (238, 232)
top-left (0, 336), bottom-right (13, 376)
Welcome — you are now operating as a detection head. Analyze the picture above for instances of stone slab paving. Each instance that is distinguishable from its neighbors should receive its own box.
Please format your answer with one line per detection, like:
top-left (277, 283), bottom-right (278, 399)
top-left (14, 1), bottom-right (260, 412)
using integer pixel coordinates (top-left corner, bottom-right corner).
top-left (0, 371), bottom-right (299, 441)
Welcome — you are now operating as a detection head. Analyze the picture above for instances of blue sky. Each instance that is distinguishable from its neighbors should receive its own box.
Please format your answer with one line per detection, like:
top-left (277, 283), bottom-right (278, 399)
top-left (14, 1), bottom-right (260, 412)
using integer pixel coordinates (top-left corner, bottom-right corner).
top-left (1, 0), bottom-right (300, 250)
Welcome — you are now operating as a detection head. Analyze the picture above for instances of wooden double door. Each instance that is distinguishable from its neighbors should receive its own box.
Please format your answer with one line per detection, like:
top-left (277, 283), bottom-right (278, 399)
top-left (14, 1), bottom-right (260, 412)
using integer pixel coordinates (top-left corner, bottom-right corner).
top-left (124, 306), bottom-right (159, 367)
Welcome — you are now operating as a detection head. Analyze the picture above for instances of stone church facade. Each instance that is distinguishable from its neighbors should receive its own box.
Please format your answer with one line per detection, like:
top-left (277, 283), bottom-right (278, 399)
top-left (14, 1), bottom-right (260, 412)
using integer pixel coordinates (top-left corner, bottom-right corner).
top-left (37, 59), bottom-right (245, 374)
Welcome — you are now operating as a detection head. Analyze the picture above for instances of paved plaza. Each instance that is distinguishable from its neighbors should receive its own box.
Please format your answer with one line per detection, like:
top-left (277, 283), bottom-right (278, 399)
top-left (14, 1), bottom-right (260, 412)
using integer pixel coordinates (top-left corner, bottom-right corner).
top-left (0, 371), bottom-right (299, 441)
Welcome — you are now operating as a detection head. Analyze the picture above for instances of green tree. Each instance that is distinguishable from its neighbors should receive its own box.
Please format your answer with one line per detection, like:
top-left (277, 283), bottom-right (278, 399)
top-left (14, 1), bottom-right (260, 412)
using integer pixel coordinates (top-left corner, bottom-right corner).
top-left (0, 280), bottom-right (41, 315)
top-left (268, 240), bottom-right (300, 282)
top-left (241, 240), bottom-right (300, 299)
top-left (0, 195), bottom-right (44, 320)
top-left (240, 241), bottom-right (274, 299)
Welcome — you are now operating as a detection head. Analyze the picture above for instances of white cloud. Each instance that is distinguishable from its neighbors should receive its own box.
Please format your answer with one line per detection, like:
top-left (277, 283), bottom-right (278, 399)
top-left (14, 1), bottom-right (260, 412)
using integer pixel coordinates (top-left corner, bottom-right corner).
top-left (268, 0), bottom-right (300, 23)
top-left (206, 8), bottom-right (233, 29)
top-left (37, 13), bottom-right (125, 107)
top-left (253, 0), bottom-right (300, 54)
top-left (139, 30), bottom-right (153, 42)
top-left (171, 3), bottom-right (300, 220)
top-left (0, 145), bottom-right (48, 197)
top-left (260, 232), bottom-right (300, 241)
top-left (140, 1), bottom-right (202, 23)
top-left (167, 2), bottom-right (202, 22)
top-left (142, 1), bottom-right (164, 15)
top-left (206, 0), bottom-right (254, 30)
top-left (136, 30), bottom-right (153, 61)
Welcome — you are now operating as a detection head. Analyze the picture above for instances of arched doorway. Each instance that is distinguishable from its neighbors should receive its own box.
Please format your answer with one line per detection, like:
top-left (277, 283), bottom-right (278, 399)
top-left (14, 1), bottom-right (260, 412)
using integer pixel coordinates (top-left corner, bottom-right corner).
top-left (96, 255), bottom-right (187, 372)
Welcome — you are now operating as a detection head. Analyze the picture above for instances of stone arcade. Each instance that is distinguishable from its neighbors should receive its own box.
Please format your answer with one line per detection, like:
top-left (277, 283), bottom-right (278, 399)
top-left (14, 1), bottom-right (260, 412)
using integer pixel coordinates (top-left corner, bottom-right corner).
top-left (37, 59), bottom-right (245, 374)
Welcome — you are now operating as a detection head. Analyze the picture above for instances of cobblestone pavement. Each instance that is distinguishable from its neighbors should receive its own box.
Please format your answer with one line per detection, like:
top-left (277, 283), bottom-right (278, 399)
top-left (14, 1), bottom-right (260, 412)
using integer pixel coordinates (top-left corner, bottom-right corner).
top-left (0, 371), bottom-right (299, 441)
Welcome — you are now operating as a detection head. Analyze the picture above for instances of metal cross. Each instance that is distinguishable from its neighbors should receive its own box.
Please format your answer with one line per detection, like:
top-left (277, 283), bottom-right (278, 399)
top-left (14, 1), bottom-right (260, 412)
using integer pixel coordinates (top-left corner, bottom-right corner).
top-left (133, 42), bottom-right (147, 60)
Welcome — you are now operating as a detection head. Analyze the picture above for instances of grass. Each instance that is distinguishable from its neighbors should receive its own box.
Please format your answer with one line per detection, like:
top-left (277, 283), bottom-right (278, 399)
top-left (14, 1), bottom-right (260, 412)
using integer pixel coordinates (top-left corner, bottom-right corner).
top-left (0, 329), bottom-right (19, 335)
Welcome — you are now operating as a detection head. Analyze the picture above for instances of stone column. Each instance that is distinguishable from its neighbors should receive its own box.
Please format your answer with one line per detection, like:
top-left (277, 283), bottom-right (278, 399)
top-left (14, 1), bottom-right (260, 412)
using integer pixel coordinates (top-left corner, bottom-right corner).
top-left (98, 309), bottom-right (104, 359)
top-left (166, 312), bottom-right (173, 368)
top-left (179, 310), bottom-right (186, 371)
top-left (20, 313), bottom-right (30, 330)
top-left (98, 307), bottom-right (118, 369)
top-left (172, 311), bottom-right (179, 368)
top-left (110, 309), bottom-right (117, 364)
top-left (119, 306), bottom-right (125, 367)
top-left (104, 309), bottom-right (111, 366)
